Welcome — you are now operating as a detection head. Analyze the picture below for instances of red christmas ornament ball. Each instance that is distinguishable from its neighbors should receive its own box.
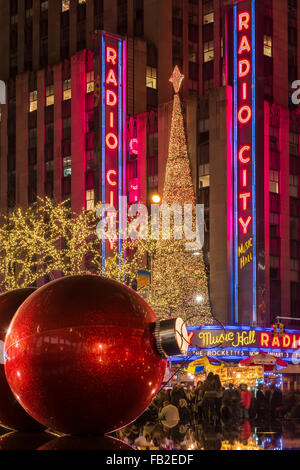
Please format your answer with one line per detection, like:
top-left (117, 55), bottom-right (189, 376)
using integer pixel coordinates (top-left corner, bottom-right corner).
top-left (4, 276), bottom-right (166, 435)
top-left (0, 288), bottom-right (45, 432)
top-left (38, 435), bottom-right (133, 450)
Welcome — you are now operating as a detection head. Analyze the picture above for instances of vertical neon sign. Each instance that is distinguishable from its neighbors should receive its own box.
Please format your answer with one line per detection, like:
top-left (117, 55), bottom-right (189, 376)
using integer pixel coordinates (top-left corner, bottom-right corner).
top-left (226, 0), bottom-right (256, 324)
top-left (101, 33), bottom-right (127, 269)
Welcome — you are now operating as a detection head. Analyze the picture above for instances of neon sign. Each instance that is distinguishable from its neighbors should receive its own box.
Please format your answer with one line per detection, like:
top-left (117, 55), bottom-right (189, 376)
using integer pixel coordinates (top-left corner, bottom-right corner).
top-left (226, 0), bottom-right (256, 324)
top-left (172, 326), bottom-right (300, 363)
top-left (101, 34), bottom-right (127, 261)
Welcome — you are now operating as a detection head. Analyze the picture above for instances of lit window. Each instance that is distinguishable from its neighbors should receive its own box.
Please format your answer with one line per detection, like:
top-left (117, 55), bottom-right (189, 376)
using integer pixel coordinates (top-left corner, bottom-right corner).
top-left (199, 164), bottom-right (210, 188)
top-left (78, 0), bottom-right (86, 3)
top-left (10, 15), bottom-right (18, 24)
top-left (62, 0), bottom-right (70, 12)
top-left (45, 85), bottom-right (54, 106)
top-left (264, 35), bottom-right (272, 57)
top-left (269, 169), bottom-right (279, 194)
top-left (199, 119), bottom-right (209, 133)
top-left (86, 71), bottom-right (94, 93)
top-left (29, 90), bottom-right (37, 112)
top-left (63, 156), bottom-right (71, 177)
top-left (146, 67), bottom-right (157, 89)
top-left (25, 8), bottom-right (33, 18)
top-left (86, 189), bottom-right (94, 210)
top-left (203, 0), bottom-right (214, 24)
top-left (41, 1), bottom-right (48, 11)
top-left (290, 174), bottom-right (299, 198)
top-left (204, 41), bottom-right (214, 62)
top-left (63, 78), bottom-right (72, 100)
top-left (220, 37), bottom-right (224, 59)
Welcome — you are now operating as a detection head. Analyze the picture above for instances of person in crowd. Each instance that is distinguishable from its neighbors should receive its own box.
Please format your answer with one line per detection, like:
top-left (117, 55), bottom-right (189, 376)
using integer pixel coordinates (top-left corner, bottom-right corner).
top-left (240, 383), bottom-right (251, 421)
top-left (171, 383), bottom-right (187, 407)
top-left (213, 374), bottom-right (223, 420)
top-left (270, 383), bottom-right (283, 420)
top-left (201, 372), bottom-right (219, 424)
top-left (178, 398), bottom-right (192, 425)
top-left (158, 400), bottom-right (180, 429)
top-left (256, 383), bottom-right (266, 420)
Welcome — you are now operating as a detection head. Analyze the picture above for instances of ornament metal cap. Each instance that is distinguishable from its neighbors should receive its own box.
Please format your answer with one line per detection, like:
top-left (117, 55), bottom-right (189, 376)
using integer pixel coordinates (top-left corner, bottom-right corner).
top-left (154, 318), bottom-right (189, 358)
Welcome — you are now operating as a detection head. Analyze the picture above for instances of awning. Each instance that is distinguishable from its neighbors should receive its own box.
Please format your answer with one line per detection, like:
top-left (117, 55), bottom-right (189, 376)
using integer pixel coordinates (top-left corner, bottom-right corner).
top-left (239, 351), bottom-right (287, 369)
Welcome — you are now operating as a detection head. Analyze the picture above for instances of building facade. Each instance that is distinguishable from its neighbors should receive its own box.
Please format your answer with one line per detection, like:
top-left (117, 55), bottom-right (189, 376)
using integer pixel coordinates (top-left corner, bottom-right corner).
top-left (0, 0), bottom-right (300, 328)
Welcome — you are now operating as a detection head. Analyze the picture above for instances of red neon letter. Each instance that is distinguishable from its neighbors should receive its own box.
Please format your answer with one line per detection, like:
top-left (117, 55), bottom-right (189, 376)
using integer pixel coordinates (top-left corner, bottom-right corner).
top-left (242, 82), bottom-right (247, 100)
top-left (106, 133), bottom-right (118, 150)
top-left (106, 90), bottom-right (117, 107)
top-left (238, 36), bottom-right (251, 54)
top-left (240, 192), bottom-right (251, 211)
top-left (238, 105), bottom-right (252, 124)
top-left (239, 59), bottom-right (250, 78)
top-left (109, 190), bottom-right (114, 206)
top-left (239, 216), bottom-right (252, 234)
top-left (239, 12), bottom-right (250, 31)
top-left (109, 112), bottom-right (114, 128)
top-left (283, 335), bottom-right (291, 348)
top-left (106, 69), bottom-right (118, 86)
top-left (106, 169), bottom-right (117, 186)
top-left (239, 146), bottom-right (251, 163)
top-left (260, 333), bottom-right (270, 347)
top-left (272, 336), bottom-right (280, 348)
top-left (129, 138), bottom-right (139, 155)
top-left (106, 47), bottom-right (117, 65)
top-left (242, 169), bottom-right (247, 187)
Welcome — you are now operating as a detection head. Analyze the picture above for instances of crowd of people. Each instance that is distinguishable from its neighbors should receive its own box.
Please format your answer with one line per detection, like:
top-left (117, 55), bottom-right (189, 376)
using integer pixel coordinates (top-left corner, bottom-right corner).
top-left (115, 373), bottom-right (284, 450)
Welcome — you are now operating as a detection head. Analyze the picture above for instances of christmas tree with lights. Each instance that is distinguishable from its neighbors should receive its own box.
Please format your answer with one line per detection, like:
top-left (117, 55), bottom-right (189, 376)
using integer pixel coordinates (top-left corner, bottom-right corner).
top-left (149, 67), bottom-right (213, 326)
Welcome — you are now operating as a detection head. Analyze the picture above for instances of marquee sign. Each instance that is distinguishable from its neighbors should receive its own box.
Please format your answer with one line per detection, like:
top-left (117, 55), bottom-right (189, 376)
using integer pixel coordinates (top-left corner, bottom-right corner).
top-left (174, 326), bottom-right (300, 363)
top-left (226, 0), bottom-right (258, 324)
top-left (101, 33), bottom-right (127, 262)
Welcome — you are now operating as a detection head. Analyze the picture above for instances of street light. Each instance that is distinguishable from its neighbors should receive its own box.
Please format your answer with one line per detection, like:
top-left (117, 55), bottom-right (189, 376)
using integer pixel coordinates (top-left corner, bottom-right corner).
top-left (152, 194), bottom-right (161, 204)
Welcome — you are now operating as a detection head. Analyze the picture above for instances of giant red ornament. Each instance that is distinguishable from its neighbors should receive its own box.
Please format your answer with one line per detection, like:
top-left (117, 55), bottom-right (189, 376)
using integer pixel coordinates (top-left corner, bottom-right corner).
top-left (0, 288), bottom-right (45, 432)
top-left (4, 276), bottom-right (182, 435)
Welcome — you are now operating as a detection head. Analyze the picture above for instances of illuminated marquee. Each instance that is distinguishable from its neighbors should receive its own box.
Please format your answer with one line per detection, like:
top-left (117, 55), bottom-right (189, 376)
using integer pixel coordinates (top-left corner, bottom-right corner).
top-left (226, 0), bottom-right (257, 324)
top-left (179, 326), bottom-right (300, 363)
top-left (101, 34), bottom-right (127, 258)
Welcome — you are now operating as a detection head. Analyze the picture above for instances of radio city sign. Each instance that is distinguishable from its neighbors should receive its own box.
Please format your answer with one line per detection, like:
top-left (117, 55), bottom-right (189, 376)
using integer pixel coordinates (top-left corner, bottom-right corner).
top-left (188, 326), bottom-right (300, 353)
top-left (226, 0), bottom-right (258, 324)
top-left (101, 33), bottom-right (127, 256)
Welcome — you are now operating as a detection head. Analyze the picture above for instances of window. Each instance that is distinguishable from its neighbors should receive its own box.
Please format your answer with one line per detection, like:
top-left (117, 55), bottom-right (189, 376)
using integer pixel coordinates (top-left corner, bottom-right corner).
top-left (270, 256), bottom-right (280, 280)
top-left (291, 259), bottom-right (300, 282)
top-left (29, 91), bottom-right (37, 112)
top-left (270, 212), bottom-right (280, 237)
top-left (290, 132), bottom-right (298, 156)
top-left (269, 126), bottom-right (279, 151)
top-left (29, 128), bottom-right (37, 149)
top-left (146, 67), bottom-right (157, 89)
top-left (199, 119), bottom-right (209, 133)
top-left (204, 41), bottom-right (214, 62)
top-left (86, 71), bottom-right (94, 93)
top-left (270, 169), bottom-right (279, 194)
top-left (199, 164), bottom-right (210, 188)
top-left (63, 156), bottom-right (71, 177)
top-left (41, 1), bottom-right (48, 11)
top-left (25, 8), bottom-right (33, 18)
top-left (62, 0), bottom-right (70, 12)
top-left (264, 35), bottom-right (272, 57)
top-left (62, 117), bottom-right (71, 140)
top-left (290, 174), bottom-right (299, 197)
top-left (45, 85), bottom-right (54, 106)
top-left (63, 78), bottom-right (71, 100)
top-left (45, 123), bottom-right (54, 144)
top-left (78, 0), bottom-right (86, 3)
top-left (290, 217), bottom-right (299, 240)
top-left (203, 79), bottom-right (214, 96)
top-left (86, 189), bottom-right (94, 211)
top-left (203, 0), bottom-right (214, 24)
top-left (10, 15), bottom-right (18, 25)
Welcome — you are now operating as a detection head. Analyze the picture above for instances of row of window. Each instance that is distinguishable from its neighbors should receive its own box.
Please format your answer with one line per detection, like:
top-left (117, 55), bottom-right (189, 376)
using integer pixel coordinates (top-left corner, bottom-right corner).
top-left (29, 73), bottom-right (95, 112)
